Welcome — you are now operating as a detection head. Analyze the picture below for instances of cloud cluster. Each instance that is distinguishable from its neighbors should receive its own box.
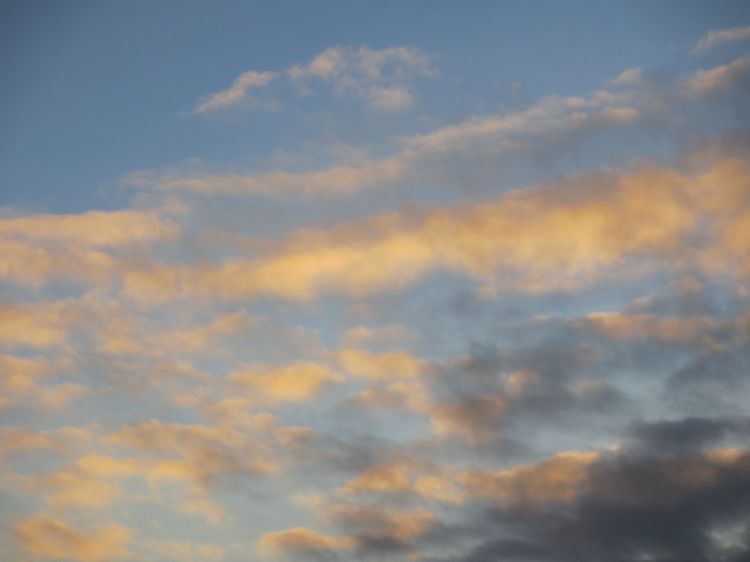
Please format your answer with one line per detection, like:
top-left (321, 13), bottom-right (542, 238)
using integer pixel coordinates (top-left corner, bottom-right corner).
top-left (4, 36), bottom-right (750, 562)
top-left (141, 53), bottom-right (750, 198)
top-left (193, 45), bottom-right (434, 116)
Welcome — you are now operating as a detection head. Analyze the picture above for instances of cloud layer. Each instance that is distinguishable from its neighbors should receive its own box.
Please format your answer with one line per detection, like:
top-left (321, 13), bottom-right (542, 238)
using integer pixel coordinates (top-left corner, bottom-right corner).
top-left (3, 31), bottom-right (750, 562)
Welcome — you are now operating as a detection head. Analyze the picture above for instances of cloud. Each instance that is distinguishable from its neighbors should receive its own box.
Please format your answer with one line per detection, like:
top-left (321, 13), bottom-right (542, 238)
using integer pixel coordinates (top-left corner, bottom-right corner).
top-left (258, 527), bottom-right (351, 560)
top-left (0, 209), bottom-right (178, 247)
top-left (585, 311), bottom-right (715, 345)
top-left (131, 87), bottom-right (640, 197)
top-left (14, 513), bottom-right (131, 562)
top-left (288, 45), bottom-right (434, 112)
top-left (0, 208), bottom-right (177, 288)
top-left (626, 416), bottom-right (750, 455)
top-left (191, 45), bottom-right (434, 116)
top-left (695, 26), bottom-right (750, 53)
top-left (119, 151), bottom-right (750, 304)
top-left (24, 453), bottom-right (144, 512)
top-left (133, 53), bottom-right (750, 199)
top-left (324, 504), bottom-right (436, 558)
top-left (0, 355), bottom-right (65, 407)
top-left (340, 455), bottom-right (463, 504)
top-left (367, 86), bottom-right (414, 111)
top-left (609, 66), bottom-right (643, 85)
top-left (29, 467), bottom-right (123, 511)
top-left (336, 348), bottom-right (425, 380)
top-left (0, 426), bottom-right (90, 463)
top-left (139, 538), bottom-right (225, 562)
top-left (194, 70), bottom-right (277, 114)
top-left (423, 443), bottom-right (750, 562)
top-left (228, 361), bottom-right (343, 404)
top-left (462, 451), bottom-right (598, 505)
top-left (100, 417), bottom-right (282, 523)
top-left (0, 301), bottom-right (78, 349)
top-left (684, 54), bottom-right (750, 96)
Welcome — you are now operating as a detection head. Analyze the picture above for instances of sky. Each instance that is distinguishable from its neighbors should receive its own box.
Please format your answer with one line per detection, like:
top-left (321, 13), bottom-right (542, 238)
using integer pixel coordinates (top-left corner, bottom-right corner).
top-left (1, 2), bottom-right (750, 561)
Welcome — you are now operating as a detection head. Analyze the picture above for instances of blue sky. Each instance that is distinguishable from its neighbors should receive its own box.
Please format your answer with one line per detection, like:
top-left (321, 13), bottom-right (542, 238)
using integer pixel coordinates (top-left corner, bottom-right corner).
top-left (3, 0), bottom-right (748, 212)
top-left (2, 2), bottom-right (750, 562)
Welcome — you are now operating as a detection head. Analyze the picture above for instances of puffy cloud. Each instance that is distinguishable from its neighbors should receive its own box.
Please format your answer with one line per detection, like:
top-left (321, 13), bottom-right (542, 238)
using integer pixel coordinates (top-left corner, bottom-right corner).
top-left (336, 348), bottom-right (425, 380)
top-left (24, 454), bottom-right (142, 512)
top-left (428, 395), bottom-right (507, 442)
top-left (0, 208), bottom-right (176, 288)
top-left (228, 361), bottom-right (343, 404)
top-left (0, 426), bottom-right (90, 463)
top-left (325, 504), bottom-right (436, 557)
top-left (288, 45), bottom-right (434, 111)
top-left (0, 354), bottom-right (86, 411)
top-left (191, 45), bottom-right (433, 117)
top-left (0, 302), bottom-right (78, 349)
top-left (100, 417), bottom-right (282, 523)
top-left (0, 355), bottom-right (59, 406)
top-left (462, 451), bottom-right (598, 505)
top-left (341, 456), bottom-right (463, 504)
top-left (258, 527), bottom-right (351, 559)
top-left (421, 439), bottom-right (750, 562)
top-left (14, 513), bottom-right (131, 562)
top-left (29, 468), bottom-right (123, 511)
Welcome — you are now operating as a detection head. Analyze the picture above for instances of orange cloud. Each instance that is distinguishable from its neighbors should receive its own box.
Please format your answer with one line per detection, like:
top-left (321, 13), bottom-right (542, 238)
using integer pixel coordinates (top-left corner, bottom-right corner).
top-left (0, 426), bottom-right (90, 463)
top-left (228, 361), bottom-right (342, 404)
top-left (258, 527), bottom-right (351, 558)
top-left (120, 154), bottom-right (750, 304)
top-left (0, 302), bottom-right (77, 349)
top-left (0, 209), bottom-right (177, 247)
top-left (14, 513), bottom-right (131, 562)
top-left (341, 457), bottom-right (463, 504)
top-left (106, 418), bottom-right (278, 522)
top-left (337, 348), bottom-right (425, 379)
top-left (462, 451), bottom-right (598, 504)
top-left (0, 209), bottom-right (177, 289)
top-left (586, 312), bottom-right (715, 344)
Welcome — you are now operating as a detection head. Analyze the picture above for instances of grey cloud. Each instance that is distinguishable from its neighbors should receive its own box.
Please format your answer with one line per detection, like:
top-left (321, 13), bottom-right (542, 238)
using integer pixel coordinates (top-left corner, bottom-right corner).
top-left (440, 446), bottom-right (750, 562)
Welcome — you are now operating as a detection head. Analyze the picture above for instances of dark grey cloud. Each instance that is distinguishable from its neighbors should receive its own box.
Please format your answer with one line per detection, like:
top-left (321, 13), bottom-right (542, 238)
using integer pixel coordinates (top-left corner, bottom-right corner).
top-left (425, 447), bottom-right (750, 562)
top-left (627, 416), bottom-right (750, 454)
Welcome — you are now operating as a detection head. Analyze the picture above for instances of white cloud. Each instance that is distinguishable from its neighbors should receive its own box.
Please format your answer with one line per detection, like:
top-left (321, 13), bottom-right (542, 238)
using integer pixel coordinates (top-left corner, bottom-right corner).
top-left (288, 45), bottom-right (434, 111)
top-left (154, 55), bottom-right (749, 197)
top-left (192, 45), bottom-right (435, 116)
top-left (694, 25), bottom-right (750, 53)
top-left (194, 70), bottom-right (277, 114)
top-left (609, 67), bottom-right (643, 86)
top-left (684, 54), bottom-right (750, 96)
top-left (368, 86), bottom-right (414, 111)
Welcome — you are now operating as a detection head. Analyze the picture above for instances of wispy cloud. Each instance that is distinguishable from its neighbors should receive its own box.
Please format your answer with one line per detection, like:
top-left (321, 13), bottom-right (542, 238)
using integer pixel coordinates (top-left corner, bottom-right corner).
top-left (288, 45), bottom-right (435, 111)
top-left (193, 70), bottom-right (278, 114)
top-left (139, 54), bottom-right (750, 198)
top-left (192, 45), bottom-right (435, 116)
top-left (694, 25), bottom-right (750, 53)
top-left (5, 23), bottom-right (750, 562)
